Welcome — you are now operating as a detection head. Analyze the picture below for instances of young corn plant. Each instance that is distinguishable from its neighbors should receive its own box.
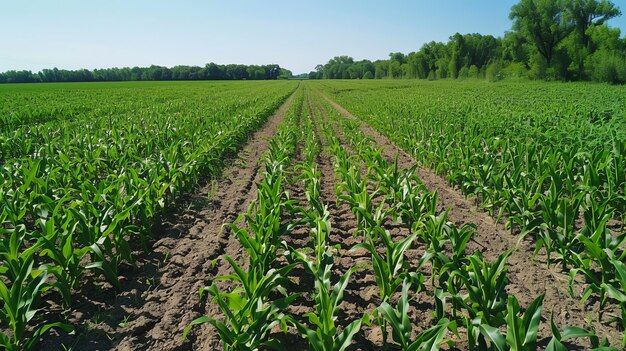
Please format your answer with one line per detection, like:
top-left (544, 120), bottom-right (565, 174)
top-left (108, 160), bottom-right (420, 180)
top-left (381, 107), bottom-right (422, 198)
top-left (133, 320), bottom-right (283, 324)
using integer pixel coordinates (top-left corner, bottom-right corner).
top-left (370, 155), bottom-right (406, 206)
top-left (545, 312), bottom-right (617, 351)
top-left (419, 211), bottom-right (453, 282)
top-left (231, 162), bottom-right (301, 275)
top-left (183, 262), bottom-right (298, 351)
top-left (450, 251), bottom-right (511, 350)
top-left (600, 257), bottom-right (626, 347)
top-left (377, 279), bottom-right (456, 350)
top-left (351, 226), bottom-right (418, 303)
top-left (286, 250), bottom-right (362, 351)
top-left (504, 183), bottom-right (544, 238)
top-left (536, 186), bottom-right (583, 270)
top-left (298, 165), bottom-right (324, 216)
top-left (569, 221), bottom-right (626, 308)
top-left (300, 200), bottom-right (332, 266)
top-left (549, 193), bottom-right (625, 309)
top-left (429, 222), bottom-right (473, 323)
top-left (351, 222), bottom-right (419, 347)
top-left (0, 225), bottom-right (72, 351)
top-left (471, 294), bottom-right (545, 351)
top-left (425, 220), bottom-right (475, 310)
top-left (397, 181), bottom-right (439, 233)
top-left (335, 160), bottom-right (382, 240)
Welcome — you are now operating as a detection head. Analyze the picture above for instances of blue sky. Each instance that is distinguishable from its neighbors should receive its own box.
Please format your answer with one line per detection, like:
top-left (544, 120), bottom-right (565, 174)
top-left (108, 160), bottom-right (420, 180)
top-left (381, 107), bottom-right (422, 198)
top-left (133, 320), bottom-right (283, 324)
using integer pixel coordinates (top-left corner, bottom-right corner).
top-left (1, 0), bottom-right (625, 74)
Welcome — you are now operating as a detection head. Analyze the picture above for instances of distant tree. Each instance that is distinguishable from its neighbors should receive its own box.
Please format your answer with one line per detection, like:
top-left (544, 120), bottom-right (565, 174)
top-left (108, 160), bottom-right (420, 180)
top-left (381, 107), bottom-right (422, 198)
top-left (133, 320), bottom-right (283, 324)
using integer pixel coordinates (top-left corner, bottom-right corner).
top-left (406, 51), bottom-right (430, 78)
top-left (566, 0), bottom-right (621, 77)
top-left (374, 60), bottom-right (387, 79)
top-left (389, 52), bottom-right (406, 64)
top-left (265, 64), bottom-right (281, 79)
top-left (502, 31), bottom-right (530, 65)
top-left (130, 66), bottom-right (143, 80)
top-left (388, 59), bottom-right (402, 78)
top-left (2, 70), bottom-right (38, 83)
top-left (278, 68), bottom-right (292, 79)
top-left (347, 65), bottom-right (360, 79)
top-left (567, 0), bottom-right (621, 48)
top-left (0, 62), bottom-right (291, 83)
top-left (510, 0), bottom-right (573, 67)
top-left (246, 66), bottom-right (264, 80)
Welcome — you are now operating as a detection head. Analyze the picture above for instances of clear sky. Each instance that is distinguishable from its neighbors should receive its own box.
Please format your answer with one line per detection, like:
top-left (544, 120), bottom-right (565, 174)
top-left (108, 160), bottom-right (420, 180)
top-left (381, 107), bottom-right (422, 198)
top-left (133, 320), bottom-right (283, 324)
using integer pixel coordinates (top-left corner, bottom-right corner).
top-left (1, 0), bottom-right (625, 74)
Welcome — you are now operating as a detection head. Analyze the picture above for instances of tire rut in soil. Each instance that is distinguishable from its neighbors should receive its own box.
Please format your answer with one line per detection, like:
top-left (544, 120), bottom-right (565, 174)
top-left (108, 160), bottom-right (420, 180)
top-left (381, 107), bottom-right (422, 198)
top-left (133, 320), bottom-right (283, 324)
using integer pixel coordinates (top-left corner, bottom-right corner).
top-left (320, 94), bottom-right (624, 347)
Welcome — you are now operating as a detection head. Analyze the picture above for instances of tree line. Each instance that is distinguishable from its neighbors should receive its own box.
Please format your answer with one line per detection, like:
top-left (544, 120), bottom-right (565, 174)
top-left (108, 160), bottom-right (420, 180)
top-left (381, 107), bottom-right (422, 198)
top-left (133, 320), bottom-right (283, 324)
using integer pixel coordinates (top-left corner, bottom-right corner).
top-left (309, 0), bottom-right (626, 83)
top-left (0, 63), bottom-right (293, 83)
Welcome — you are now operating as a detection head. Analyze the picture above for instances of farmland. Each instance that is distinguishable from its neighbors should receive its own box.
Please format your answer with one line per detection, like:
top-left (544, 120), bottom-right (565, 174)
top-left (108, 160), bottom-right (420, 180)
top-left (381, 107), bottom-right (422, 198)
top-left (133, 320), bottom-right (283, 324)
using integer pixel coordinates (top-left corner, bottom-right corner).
top-left (1, 80), bottom-right (626, 350)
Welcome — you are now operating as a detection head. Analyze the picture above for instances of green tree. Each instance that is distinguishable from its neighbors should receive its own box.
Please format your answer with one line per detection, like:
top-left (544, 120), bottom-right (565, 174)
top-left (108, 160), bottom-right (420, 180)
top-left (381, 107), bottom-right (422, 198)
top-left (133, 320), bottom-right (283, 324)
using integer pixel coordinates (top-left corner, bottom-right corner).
top-left (510, 0), bottom-right (573, 67)
top-left (567, 0), bottom-right (621, 48)
top-left (566, 0), bottom-right (621, 77)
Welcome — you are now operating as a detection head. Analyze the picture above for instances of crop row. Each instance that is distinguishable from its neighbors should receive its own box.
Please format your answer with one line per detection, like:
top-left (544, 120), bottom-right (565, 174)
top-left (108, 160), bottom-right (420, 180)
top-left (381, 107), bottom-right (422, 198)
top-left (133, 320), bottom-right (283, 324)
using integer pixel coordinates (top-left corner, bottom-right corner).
top-left (317, 80), bottom-right (626, 346)
top-left (0, 81), bottom-right (297, 349)
top-left (317, 94), bottom-right (616, 350)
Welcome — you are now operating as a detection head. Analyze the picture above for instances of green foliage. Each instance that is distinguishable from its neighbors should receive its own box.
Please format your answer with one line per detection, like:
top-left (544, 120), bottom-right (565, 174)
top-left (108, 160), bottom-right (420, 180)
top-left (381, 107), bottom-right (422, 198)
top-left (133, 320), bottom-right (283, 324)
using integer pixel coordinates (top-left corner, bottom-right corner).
top-left (0, 81), bottom-right (298, 348)
top-left (546, 311), bottom-right (618, 350)
top-left (0, 63), bottom-right (291, 83)
top-left (316, 79), bottom-right (626, 347)
top-left (303, 0), bottom-right (624, 84)
top-left (378, 280), bottom-right (455, 350)
top-left (486, 62), bottom-right (504, 82)
top-left (586, 49), bottom-right (626, 83)
top-left (287, 251), bottom-right (362, 351)
top-left (184, 264), bottom-right (298, 351)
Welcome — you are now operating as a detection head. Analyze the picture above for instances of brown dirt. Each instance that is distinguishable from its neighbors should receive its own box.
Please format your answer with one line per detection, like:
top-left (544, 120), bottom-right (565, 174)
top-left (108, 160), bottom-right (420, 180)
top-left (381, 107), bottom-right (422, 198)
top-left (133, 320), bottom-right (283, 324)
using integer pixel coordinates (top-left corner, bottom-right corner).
top-left (321, 94), bottom-right (623, 348)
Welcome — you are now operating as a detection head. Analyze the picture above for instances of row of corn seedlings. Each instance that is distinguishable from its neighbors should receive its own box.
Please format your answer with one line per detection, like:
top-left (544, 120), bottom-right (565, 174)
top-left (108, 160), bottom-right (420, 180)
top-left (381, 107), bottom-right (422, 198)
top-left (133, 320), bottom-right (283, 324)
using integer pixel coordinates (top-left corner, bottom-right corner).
top-left (284, 96), bottom-right (365, 350)
top-left (317, 80), bottom-right (626, 346)
top-left (314, 93), bottom-right (619, 350)
top-left (185, 88), bottom-right (305, 350)
top-left (0, 81), bottom-right (297, 350)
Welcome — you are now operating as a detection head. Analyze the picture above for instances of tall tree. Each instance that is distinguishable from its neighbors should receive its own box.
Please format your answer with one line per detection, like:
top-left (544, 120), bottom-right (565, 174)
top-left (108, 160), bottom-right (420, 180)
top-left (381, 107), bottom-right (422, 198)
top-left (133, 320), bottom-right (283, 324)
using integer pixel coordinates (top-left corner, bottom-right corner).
top-left (566, 0), bottom-right (621, 77)
top-left (567, 0), bottom-right (621, 48)
top-left (510, 0), bottom-right (573, 66)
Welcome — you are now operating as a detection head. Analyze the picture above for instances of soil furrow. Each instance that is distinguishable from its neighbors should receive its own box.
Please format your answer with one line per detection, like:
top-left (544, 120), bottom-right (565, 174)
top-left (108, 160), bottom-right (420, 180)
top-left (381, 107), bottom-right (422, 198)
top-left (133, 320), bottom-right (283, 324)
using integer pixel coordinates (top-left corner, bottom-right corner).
top-left (310, 99), bottom-right (379, 349)
top-left (117, 93), bottom-right (296, 351)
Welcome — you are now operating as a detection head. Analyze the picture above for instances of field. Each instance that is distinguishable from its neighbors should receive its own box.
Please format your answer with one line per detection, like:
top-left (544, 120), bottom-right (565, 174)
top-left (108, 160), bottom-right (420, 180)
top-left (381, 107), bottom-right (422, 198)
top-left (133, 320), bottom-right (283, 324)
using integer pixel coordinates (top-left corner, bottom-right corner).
top-left (1, 80), bottom-right (625, 350)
